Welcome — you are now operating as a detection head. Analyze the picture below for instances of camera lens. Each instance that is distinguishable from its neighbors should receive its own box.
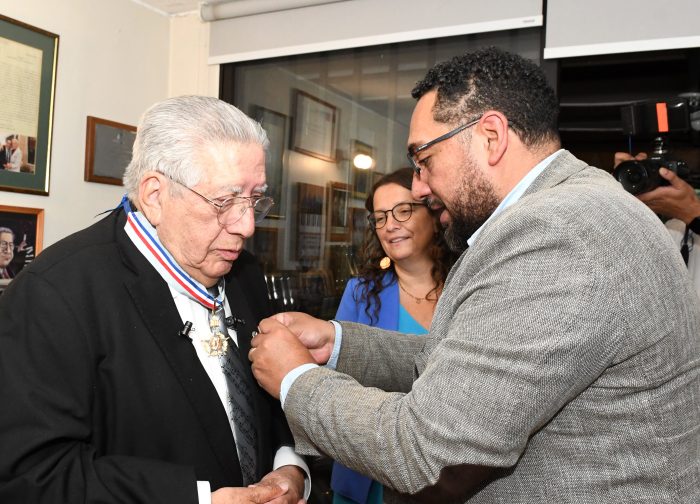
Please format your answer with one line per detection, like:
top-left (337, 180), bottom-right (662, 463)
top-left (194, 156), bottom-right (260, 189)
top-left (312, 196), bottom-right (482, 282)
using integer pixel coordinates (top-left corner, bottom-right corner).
top-left (613, 160), bottom-right (651, 195)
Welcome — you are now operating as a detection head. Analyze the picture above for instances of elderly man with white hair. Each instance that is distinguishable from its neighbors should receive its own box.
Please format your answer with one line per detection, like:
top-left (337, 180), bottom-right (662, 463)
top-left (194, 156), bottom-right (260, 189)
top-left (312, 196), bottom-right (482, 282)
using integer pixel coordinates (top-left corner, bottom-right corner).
top-left (0, 96), bottom-right (308, 504)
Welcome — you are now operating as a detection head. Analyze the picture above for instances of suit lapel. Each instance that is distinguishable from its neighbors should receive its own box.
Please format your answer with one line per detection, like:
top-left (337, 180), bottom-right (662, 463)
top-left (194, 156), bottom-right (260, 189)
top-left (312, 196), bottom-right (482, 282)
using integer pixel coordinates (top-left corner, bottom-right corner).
top-left (115, 213), bottom-right (243, 482)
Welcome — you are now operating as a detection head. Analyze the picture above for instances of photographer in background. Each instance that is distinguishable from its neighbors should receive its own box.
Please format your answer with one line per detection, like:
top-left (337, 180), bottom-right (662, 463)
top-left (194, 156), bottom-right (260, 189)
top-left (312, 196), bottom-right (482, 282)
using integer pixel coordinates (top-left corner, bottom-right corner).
top-left (615, 151), bottom-right (700, 296)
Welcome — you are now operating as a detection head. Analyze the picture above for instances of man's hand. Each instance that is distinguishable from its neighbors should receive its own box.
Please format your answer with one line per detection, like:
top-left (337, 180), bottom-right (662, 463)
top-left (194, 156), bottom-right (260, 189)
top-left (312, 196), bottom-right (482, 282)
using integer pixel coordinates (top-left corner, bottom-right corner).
top-left (267, 312), bottom-right (337, 365)
top-left (249, 318), bottom-right (316, 398)
top-left (613, 151), bottom-right (647, 168)
top-left (637, 168), bottom-right (700, 223)
top-left (211, 483), bottom-right (287, 504)
top-left (614, 151), bottom-right (700, 223)
top-left (259, 465), bottom-right (306, 504)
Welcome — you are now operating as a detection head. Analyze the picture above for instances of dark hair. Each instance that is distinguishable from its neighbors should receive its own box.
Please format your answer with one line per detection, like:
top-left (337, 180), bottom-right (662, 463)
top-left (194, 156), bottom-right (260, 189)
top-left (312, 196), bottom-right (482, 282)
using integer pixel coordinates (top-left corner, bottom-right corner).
top-left (412, 46), bottom-right (559, 149)
top-left (355, 167), bottom-right (456, 323)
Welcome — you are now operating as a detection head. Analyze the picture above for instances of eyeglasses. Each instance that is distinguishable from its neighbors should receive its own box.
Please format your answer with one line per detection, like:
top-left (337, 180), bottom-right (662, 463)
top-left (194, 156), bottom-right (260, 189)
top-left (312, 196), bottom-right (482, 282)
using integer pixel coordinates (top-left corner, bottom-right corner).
top-left (368, 201), bottom-right (427, 229)
top-left (407, 116), bottom-right (481, 175)
top-left (164, 174), bottom-right (274, 226)
top-left (0, 240), bottom-right (14, 252)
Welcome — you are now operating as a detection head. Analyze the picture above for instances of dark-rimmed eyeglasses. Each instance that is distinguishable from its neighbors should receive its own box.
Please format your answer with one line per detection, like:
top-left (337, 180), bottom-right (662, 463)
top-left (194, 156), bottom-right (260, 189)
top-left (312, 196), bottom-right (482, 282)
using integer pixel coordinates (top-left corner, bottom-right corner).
top-left (407, 116), bottom-right (481, 175)
top-left (0, 240), bottom-right (14, 252)
top-left (368, 201), bottom-right (427, 229)
top-left (163, 174), bottom-right (274, 226)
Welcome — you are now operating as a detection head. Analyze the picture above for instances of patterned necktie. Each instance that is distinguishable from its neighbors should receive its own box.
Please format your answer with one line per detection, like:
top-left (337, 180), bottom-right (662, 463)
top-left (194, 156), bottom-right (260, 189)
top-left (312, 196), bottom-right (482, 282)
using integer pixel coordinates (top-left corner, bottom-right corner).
top-left (208, 291), bottom-right (258, 485)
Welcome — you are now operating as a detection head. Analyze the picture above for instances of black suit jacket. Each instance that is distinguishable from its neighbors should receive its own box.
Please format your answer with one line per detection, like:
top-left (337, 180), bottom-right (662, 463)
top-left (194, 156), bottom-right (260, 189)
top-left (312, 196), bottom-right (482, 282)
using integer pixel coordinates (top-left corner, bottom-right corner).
top-left (0, 209), bottom-right (292, 503)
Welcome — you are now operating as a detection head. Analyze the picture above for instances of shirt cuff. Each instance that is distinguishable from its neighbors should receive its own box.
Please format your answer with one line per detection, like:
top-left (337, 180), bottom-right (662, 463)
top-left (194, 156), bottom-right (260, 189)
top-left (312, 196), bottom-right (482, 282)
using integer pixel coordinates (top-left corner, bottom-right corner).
top-left (326, 319), bottom-right (343, 370)
top-left (280, 363), bottom-right (318, 407)
top-left (196, 480), bottom-right (211, 504)
top-left (274, 446), bottom-right (312, 500)
top-left (279, 320), bottom-right (342, 407)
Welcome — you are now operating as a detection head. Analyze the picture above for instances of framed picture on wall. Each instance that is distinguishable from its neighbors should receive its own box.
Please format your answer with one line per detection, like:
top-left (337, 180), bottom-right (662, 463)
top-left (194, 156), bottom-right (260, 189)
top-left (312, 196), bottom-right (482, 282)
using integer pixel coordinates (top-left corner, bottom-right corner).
top-left (250, 105), bottom-right (287, 218)
top-left (84, 116), bottom-right (137, 185)
top-left (292, 90), bottom-right (338, 162)
top-left (327, 181), bottom-right (350, 242)
top-left (0, 204), bottom-right (44, 288)
top-left (0, 15), bottom-right (59, 195)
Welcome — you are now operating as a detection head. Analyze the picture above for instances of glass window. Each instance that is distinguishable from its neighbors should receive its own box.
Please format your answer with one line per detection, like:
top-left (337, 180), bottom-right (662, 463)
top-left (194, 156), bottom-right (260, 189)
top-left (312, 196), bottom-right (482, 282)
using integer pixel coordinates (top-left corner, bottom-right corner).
top-left (221, 28), bottom-right (541, 317)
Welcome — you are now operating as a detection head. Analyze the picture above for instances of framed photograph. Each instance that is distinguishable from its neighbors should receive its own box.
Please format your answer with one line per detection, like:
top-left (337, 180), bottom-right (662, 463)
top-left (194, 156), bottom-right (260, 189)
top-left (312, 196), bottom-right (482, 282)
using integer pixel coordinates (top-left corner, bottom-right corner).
top-left (84, 116), bottom-right (137, 186)
top-left (0, 205), bottom-right (44, 288)
top-left (292, 90), bottom-right (338, 162)
top-left (327, 181), bottom-right (350, 242)
top-left (250, 105), bottom-right (287, 218)
top-left (0, 15), bottom-right (59, 195)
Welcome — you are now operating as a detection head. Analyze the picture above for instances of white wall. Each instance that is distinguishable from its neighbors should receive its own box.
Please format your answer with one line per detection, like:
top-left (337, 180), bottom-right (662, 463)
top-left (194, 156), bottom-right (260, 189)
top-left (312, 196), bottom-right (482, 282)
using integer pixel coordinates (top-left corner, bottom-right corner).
top-left (168, 12), bottom-right (219, 98)
top-left (0, 0), bottom-right (170, 247)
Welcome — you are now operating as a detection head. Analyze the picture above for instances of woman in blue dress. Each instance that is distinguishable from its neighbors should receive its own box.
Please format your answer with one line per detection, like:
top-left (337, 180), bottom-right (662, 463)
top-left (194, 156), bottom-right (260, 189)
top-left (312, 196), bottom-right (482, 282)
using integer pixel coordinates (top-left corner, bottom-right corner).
top-left (331, 167), bottom-right (456, 504)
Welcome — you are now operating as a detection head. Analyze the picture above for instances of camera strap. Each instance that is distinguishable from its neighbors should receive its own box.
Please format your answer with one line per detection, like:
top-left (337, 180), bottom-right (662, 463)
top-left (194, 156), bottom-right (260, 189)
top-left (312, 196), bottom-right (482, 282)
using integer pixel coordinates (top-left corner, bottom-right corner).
top-left (681, 225), bottom-right (690, 266)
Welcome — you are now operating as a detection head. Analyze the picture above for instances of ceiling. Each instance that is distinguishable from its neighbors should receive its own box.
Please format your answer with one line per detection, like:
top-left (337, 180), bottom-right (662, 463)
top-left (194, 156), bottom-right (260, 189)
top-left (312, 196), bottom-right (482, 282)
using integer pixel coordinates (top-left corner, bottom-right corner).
top-left (133, 0), bottom-right (200, 15)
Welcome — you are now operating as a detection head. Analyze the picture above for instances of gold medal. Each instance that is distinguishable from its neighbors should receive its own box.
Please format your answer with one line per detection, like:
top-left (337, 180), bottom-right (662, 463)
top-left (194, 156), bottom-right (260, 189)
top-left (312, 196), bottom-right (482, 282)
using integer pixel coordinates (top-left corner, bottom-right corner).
top-left (203, 330), bottom-right (229, 357)
top-left (204, 312), bottom-right (229, 357)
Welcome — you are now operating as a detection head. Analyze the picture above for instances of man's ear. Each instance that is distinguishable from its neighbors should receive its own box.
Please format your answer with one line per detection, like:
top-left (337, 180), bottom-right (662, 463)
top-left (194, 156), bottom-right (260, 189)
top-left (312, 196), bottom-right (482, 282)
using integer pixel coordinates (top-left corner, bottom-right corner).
top-left (479, 111), bottom-right (509, 166)
top-left (138, 171), bottom-right (166, 226)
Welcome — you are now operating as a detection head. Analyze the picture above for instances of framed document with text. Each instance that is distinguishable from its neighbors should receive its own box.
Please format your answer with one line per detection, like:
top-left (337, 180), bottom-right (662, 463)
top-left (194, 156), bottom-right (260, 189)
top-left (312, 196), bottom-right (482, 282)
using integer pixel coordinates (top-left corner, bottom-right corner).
top-left (292, 90), bottom-right (338, 162)
top-left (0, 15), bottom-right (58, 195)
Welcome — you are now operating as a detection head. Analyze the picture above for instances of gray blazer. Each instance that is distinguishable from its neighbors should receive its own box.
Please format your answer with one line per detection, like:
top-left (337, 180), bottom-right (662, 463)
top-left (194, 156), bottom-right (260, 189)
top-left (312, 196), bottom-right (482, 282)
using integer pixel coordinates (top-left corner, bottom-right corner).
top-left (285, 151), bottom-right (700, 503)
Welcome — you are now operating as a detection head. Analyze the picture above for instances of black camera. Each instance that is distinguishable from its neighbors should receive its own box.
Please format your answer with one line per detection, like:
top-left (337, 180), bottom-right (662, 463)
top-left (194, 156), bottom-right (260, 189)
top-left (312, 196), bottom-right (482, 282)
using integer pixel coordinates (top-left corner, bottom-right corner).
top-left (613, 98), bottom-right (695, 195)
top-left (613, 136), bottom-right (690, 195)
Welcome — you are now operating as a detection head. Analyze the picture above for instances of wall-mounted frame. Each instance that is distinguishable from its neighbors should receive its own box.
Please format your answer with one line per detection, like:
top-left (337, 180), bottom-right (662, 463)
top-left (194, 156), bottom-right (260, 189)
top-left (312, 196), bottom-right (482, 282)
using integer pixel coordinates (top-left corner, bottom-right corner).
top-left (84, 116), bottom-right (137, 186)
top-left (0, 205), bottom-right (44, 288)
top-left (292, 90), bottom-right (338, 162)
top-left (327, 181), bottom-right (350, 242)
top-left (0, 15), bottom-right (58, 195)
top-left (251, 105), bottom-right (287, 218)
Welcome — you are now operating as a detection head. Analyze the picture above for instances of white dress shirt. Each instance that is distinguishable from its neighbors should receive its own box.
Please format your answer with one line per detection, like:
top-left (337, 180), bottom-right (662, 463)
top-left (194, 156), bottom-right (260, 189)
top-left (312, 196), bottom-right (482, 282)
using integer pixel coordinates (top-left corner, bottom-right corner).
top-left (169, 286), bottom-right (310, 503)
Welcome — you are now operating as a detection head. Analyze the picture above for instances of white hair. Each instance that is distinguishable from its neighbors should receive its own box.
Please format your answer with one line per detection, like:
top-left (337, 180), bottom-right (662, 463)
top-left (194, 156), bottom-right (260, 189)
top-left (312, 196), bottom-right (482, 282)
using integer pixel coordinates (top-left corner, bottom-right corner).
top-left (123, 95), bottom-right (269, 199)
top-left (0, 227), bottom-right (14, 239)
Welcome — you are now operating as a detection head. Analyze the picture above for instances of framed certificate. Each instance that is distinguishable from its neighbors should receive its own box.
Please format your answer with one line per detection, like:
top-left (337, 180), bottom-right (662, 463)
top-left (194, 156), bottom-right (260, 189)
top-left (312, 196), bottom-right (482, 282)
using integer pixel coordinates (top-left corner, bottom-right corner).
top-left (0, 15), bottom-right (58, 195)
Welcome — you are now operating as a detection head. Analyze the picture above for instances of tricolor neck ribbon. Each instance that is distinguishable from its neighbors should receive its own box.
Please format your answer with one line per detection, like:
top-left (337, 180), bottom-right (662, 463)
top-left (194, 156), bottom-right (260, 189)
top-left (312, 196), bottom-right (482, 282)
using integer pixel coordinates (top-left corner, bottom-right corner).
top-left (120, 195), bottom-right (223, 311)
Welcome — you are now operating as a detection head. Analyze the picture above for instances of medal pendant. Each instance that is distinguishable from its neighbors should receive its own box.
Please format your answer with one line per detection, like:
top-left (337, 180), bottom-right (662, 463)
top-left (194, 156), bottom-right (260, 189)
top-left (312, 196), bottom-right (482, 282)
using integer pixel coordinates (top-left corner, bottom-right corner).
top-left (203, 330), bottom-right (229, 357)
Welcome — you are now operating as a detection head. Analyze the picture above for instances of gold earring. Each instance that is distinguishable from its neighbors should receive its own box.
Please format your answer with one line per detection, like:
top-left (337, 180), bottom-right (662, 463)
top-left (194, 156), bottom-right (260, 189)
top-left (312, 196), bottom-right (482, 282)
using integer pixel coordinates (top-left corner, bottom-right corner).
top-left (379, 256), bottom-right (391, 270)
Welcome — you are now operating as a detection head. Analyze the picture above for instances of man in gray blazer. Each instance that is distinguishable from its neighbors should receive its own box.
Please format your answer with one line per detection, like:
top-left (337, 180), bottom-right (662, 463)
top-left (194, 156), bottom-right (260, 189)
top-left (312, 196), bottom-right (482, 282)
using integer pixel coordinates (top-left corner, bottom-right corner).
top-left (249, 48), bottom-right (700, 503)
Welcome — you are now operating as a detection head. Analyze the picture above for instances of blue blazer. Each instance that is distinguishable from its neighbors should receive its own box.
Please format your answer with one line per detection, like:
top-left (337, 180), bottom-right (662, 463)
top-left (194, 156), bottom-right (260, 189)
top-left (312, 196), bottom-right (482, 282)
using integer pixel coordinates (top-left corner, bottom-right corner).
top-left (335, 273), bottom-right (399, 331)
top-left (331, 273), bottom-right (398, 503)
